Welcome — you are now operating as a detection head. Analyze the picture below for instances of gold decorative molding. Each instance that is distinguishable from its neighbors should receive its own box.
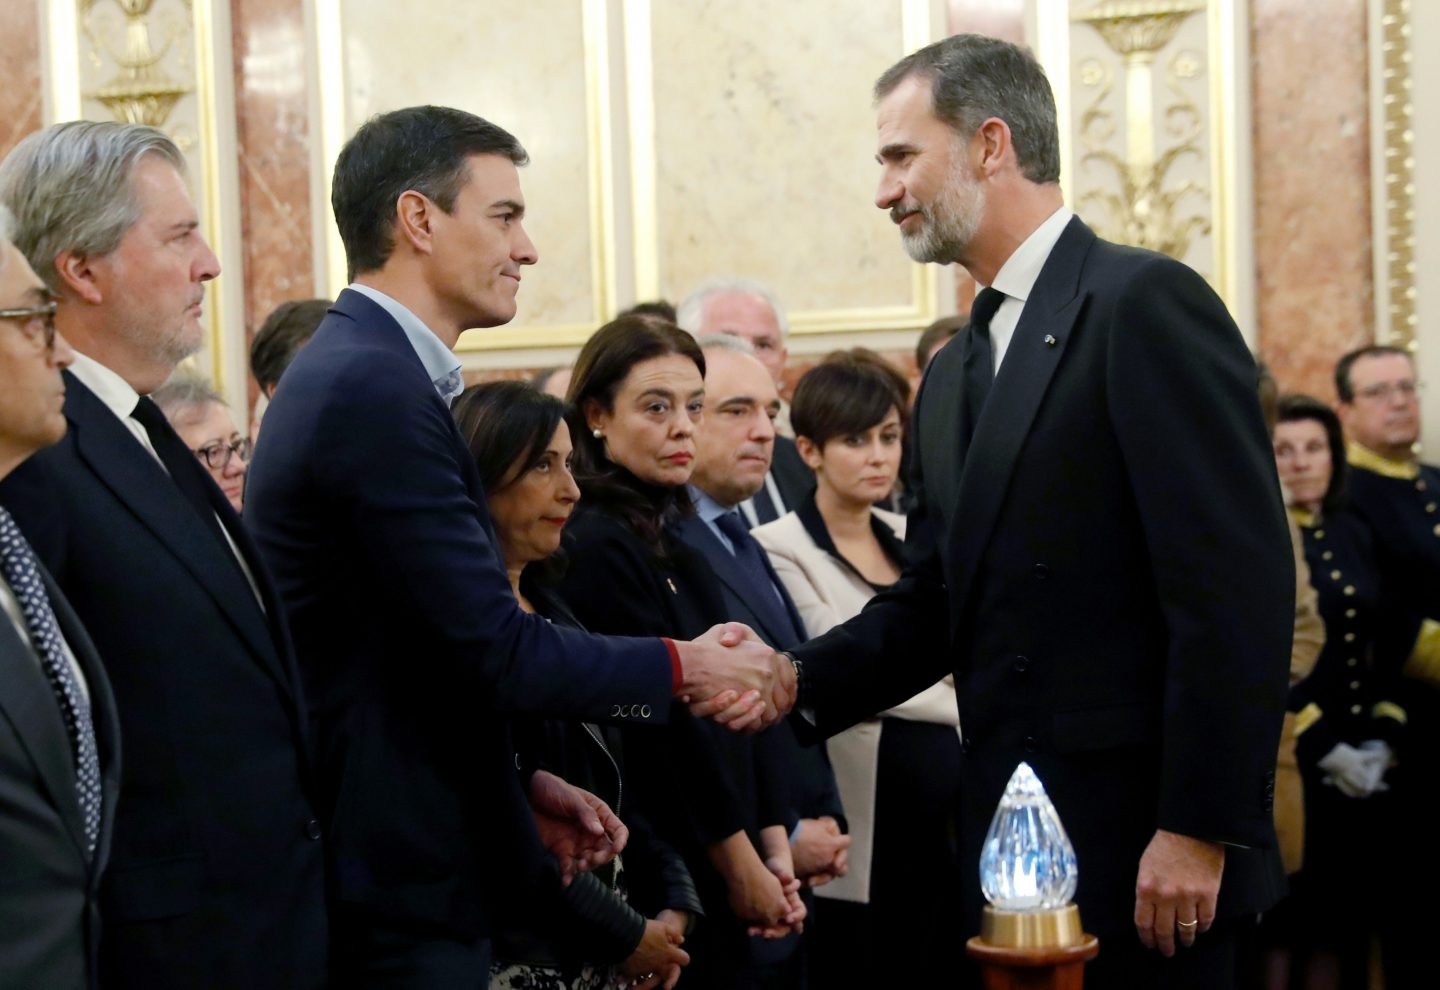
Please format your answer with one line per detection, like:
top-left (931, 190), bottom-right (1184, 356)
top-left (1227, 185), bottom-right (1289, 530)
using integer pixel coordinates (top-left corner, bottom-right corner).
top-left (81, 0), bottom-right (193, 128)
top-left (1073, 0), bottom-right (1210, 261)
top-left (1377, 0), bottom-right (1416, 351)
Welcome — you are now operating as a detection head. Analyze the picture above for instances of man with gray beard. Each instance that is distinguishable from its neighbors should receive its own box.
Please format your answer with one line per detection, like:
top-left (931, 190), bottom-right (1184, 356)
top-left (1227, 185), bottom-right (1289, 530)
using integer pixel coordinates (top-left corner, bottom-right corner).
top-left (0, 121), bottom-right (326, 988)
top-left (772, 34), bottom-right (1292, 988)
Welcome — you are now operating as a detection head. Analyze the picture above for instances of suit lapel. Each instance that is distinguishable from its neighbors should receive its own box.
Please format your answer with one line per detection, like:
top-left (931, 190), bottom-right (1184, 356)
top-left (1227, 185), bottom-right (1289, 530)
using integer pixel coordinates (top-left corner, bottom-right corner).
top-left (676, 516), bottom-right (795, 648)
top-left (947, 218), bottom-right (1094, 627)
top-left (63, 376), bottom-right (293, 698)
top-left (0, 607), bottom-right (92, 859)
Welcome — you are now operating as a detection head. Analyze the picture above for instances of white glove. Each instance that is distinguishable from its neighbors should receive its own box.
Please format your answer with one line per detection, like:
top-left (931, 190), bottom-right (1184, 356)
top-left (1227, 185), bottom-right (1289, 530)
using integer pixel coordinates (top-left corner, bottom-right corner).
top-left (1356, 740), bottom-right (1394, 794)
top-left (1317, 742), bottom-right (1374, 798)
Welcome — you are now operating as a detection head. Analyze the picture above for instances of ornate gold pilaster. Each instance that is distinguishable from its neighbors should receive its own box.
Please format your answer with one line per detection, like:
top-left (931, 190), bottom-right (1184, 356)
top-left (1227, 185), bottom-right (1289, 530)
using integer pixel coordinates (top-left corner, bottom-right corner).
top-left (1376, 0), bottom-right (1416, 351)
top-left (82, 0), bottom-right (192, 128)
top-left (1072, 0), bottom-right (1210, 262)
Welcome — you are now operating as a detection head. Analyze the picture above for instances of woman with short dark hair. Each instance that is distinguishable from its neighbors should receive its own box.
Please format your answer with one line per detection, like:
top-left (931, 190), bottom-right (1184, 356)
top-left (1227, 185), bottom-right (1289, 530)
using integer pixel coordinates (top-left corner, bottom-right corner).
top-left (752, 349), bottom-right (962, 988)
top-left (454, 380), bottom-right (697, 990)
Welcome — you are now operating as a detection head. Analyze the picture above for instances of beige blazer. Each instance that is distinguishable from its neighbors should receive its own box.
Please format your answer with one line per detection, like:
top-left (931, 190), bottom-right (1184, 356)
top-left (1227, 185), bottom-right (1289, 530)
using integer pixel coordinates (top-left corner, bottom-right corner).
top-left (753, 509), bottom-right (960, 903)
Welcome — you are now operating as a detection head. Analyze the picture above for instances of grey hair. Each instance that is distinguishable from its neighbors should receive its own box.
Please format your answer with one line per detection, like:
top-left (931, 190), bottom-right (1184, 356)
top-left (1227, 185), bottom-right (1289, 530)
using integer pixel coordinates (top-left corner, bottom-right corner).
top-left (0, 204), bottom-right (11, 277)
top-left (0, 120), bottom-right (187, 291)
top-left (676, 277), bottom-right (790, 340)
top-left (875, 34), bottom-right (1061, 185)
top-left (694, 333), bottom-right (757, 357)
top-left (150, 373), bottom-right (228, 423)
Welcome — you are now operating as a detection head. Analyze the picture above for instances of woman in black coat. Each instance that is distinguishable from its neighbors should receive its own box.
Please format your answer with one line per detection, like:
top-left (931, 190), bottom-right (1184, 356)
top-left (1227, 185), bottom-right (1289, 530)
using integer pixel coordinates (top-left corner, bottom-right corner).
top-left (554, 317), bottom-right (804, 990)
top-left (454, 381), bottom-right (700, 990)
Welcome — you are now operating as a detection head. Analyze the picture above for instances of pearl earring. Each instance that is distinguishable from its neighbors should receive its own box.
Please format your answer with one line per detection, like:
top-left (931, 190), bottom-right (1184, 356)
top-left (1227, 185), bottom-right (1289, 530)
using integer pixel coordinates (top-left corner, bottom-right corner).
top-left (593, 428), bottom-right (603, 439)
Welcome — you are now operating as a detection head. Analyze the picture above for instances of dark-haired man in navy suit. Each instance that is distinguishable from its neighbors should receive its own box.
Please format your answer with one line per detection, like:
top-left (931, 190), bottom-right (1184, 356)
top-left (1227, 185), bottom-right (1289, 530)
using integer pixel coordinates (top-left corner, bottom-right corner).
top-left (244, 104), bottom-right (788, 985)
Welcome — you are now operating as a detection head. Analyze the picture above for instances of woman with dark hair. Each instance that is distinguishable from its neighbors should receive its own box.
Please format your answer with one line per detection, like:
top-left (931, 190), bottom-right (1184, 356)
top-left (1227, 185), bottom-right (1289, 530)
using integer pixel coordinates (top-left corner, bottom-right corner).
top-left (751, 349), bottom-right (962, 987)
top-left (555, 316), bottom-right (804, 990)
top-left (453, 380), bottom-right (697, 990)
top-left (1267, 394), bottom-right (1413, 989)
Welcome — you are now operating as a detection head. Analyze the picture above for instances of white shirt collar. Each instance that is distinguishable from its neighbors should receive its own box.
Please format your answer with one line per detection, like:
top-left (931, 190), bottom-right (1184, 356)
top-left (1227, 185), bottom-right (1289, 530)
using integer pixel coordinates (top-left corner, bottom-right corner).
top-left (988, 205), bottom-right (1074, 303)
top-left (66, 350), bottom-right (144, 423)
top-left (348, 283), bottom-right (464, 405)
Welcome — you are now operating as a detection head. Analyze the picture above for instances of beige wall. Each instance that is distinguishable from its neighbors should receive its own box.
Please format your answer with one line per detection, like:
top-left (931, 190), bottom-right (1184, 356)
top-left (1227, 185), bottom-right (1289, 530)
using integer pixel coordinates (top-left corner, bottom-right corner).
top-left (0, 0), bottom-right (1432, 410)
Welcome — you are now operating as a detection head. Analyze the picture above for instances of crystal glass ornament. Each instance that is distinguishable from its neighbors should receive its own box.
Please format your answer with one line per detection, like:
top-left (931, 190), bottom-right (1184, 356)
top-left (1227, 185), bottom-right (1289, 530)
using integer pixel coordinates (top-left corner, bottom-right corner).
top-left (979, 761), bottom-right (1078, 910)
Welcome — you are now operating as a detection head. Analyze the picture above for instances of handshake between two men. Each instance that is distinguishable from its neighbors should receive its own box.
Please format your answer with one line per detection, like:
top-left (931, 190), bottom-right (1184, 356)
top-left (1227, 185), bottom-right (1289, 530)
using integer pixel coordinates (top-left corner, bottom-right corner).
top-left (673, 622), bottom-right (799, 732)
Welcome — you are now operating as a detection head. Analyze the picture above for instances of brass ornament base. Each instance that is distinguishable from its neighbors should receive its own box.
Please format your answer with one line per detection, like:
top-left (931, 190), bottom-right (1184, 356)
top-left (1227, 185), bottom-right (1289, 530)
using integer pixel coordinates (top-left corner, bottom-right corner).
top-left (979, 904), bottom-right (1086, 949)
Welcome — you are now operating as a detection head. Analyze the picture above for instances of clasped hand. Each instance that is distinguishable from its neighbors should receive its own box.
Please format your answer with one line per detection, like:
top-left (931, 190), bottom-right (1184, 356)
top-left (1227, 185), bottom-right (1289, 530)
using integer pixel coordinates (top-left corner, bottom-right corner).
top-left (1318, 740), bottom-right (1392, 798)
top-left (678, 623), bottom-right (797, 732)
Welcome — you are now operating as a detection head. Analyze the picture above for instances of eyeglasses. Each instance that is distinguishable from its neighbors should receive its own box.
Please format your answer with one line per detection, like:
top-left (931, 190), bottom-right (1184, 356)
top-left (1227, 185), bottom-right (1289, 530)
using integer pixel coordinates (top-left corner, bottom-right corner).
top-left (0, 300), bottom-right (58, 352)
top-left (194, 436), bottom-right (252, 471)
top-left (1354, 380), bottom-right (1424, 403)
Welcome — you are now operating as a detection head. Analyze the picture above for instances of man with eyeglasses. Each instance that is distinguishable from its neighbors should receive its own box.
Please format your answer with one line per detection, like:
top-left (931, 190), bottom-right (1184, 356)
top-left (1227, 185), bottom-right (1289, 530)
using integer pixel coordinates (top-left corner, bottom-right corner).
top-left (0, 211), bottom-right (122, 988)
top-left (1334, 344), bottom-right (1440, 987)
top-left (0, 122), bottom-right (327, 987)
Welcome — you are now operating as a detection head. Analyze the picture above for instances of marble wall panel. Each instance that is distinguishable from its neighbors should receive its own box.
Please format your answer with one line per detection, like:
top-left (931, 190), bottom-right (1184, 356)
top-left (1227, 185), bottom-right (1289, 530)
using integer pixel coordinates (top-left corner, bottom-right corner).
top-left (646, 1), bottom-right (918, 315)
top-left (232, 0), bottom-right (315, 389)
top-left (0, 0), bottom-right (42, 159)
top-left (1252, 0), bottom-right (1373, 401)
top-left (336, 0), bottom-right (600, 336)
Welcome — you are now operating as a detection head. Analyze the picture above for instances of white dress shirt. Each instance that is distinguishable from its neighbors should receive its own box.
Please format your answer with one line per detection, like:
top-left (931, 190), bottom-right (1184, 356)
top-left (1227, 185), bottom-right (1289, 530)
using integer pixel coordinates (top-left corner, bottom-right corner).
top-left (985, 205), bottom-right (1074, 373)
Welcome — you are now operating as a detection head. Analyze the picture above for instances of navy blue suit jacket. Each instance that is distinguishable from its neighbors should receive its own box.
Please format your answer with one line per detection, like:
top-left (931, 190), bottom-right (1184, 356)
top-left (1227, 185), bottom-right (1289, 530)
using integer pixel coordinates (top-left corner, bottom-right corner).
top-left (0, 375), bottom-right (327, 988)
top-left (244, 288), bottom-right (674, 940)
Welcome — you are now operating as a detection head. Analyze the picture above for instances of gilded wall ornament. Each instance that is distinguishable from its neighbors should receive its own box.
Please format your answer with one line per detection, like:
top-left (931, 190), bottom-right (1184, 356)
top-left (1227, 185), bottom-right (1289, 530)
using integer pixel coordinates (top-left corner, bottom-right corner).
top-left (81, 0), bottom-right (194, 128)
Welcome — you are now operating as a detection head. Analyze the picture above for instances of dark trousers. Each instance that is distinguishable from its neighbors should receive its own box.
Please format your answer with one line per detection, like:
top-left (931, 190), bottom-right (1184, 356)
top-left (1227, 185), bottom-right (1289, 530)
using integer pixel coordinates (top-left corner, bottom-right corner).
top-left (332, 906), bottom-right (492, 989)
top-left (1081, 915), bottom-right (1249, 990)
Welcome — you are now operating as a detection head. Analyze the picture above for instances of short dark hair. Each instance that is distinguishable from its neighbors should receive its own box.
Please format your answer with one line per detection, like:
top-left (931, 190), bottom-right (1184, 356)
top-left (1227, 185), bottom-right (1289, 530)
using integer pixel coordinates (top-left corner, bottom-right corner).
top-left (792, 348), bottom-right (910, 451)
top-left (617, 299), bottom-right (678, 323)
top-left (875, 34), bottom-right (1061, 185)
top-left (568, 315), bottom-right (705, 555)
top-left (1334, 345), bottom-right (1413, 402)
top-left (331, 105), bottom-right (528, 280)
top-left (250, 299), bottom-right (329, 394)
top-left (915, 315), bottom-right (965, 371)
top-left (1276, 393), bottom-right (1348, 514)
top-left (453, 380), bottom-right (571, 584)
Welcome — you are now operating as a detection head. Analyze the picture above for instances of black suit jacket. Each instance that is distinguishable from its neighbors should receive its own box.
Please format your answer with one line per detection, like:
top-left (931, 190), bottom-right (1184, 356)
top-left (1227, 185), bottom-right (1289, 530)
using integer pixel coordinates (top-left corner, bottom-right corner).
top-left (243, 289), bottom-right (674, 943)
top-left (793, 217), bottom-right (1292, 937)
top-left (0, 562), bottom-right (120, 990)
top-left (0, 374), bottom-right (327, 987)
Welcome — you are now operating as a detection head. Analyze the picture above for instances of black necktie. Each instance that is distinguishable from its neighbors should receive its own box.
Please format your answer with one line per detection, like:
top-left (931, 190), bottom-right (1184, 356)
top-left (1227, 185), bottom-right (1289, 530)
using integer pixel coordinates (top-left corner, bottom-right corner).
top-left (131, 396), bottom-right (232, 553)
top-left (715, 510), bottom-right (803, 645)
top-left (0, 506), bottom-right (102, 856)
top-left (964, 287), bottom-right (1006, 444)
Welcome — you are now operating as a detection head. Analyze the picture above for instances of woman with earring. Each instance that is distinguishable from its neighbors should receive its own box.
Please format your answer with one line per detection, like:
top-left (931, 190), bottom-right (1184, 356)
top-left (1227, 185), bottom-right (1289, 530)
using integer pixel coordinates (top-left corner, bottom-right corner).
top-left (555, 316), bottom-right (804, 990)
top-left (751, 351), bottom-right (963, 987)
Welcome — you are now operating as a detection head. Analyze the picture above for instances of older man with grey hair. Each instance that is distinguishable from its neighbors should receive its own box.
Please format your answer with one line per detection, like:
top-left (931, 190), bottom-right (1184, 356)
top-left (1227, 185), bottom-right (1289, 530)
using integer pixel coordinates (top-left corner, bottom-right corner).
top-left (678, 278), bottom-right (814, 525)
top-left (0, 121), bottom-right (326, 988)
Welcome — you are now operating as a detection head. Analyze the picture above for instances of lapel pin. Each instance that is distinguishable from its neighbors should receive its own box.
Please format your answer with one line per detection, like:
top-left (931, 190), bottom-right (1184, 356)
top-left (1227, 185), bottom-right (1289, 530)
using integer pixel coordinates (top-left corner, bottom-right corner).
top-left (1044, 334), bottom-right (1058, 347)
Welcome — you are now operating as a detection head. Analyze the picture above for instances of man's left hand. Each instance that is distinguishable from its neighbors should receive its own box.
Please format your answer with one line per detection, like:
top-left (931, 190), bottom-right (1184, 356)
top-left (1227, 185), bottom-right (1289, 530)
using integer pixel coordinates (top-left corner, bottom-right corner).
top-left (1133, 829), bottom-right (1224, 956)
top-left (528, 769), bottom-right (628, 886)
